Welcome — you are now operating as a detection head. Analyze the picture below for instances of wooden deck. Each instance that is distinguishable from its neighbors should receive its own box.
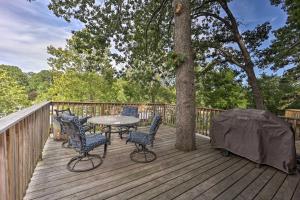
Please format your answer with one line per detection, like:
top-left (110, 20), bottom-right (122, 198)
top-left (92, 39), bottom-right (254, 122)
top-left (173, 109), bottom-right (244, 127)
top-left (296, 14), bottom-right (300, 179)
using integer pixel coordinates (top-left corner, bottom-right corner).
top-left (24, 126), bottom-right (300, 200)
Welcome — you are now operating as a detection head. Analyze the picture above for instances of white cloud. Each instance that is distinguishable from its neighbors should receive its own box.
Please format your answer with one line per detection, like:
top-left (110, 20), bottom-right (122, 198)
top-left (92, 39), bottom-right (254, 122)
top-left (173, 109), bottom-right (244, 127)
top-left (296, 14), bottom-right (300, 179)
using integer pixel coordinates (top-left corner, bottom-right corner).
top-left (0, 0), bottom-right (82, 72)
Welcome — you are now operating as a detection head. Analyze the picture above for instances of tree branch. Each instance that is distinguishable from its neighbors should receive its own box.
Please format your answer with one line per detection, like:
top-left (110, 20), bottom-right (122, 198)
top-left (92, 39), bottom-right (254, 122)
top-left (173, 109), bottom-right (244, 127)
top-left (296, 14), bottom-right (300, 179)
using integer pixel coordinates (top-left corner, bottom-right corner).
top-left (145, 0), bottom-right (169, 55)
top-left (218, 48), bottom-right (244, 68)
top-left (199, 60), bottom-right (218, 75)
top-left (192, 11), bottom-right (232, 29)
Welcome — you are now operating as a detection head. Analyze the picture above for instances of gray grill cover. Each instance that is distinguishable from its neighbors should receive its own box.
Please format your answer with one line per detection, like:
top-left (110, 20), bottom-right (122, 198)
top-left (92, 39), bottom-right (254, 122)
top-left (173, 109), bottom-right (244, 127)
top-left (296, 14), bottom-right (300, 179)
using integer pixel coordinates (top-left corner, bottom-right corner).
top-left (210, 109), bottom-right (296, 174)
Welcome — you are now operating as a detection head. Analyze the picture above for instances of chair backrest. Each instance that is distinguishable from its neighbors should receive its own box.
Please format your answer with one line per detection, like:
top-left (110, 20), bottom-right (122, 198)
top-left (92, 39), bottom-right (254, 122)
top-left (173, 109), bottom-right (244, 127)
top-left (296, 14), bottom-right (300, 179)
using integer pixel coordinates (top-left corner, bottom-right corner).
top-left (54, 108), bottom-right (73, 117)
top-left (121, 106), bottom-right (139, 118)
top-left (60, 114), bottom-right (86, 151)
top-left (54, 108), bottom-right (74, 134)
top-left (148, 114), bottom-right (162, 140)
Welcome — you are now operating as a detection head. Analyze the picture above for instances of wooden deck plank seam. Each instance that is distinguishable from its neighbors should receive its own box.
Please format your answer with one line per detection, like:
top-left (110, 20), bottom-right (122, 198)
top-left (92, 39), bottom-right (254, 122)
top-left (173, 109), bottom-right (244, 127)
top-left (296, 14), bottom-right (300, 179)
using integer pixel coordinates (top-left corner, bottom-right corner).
top-left (28, 147), bottom-right (215, 193)
top-left (144, 158), bottom-right (247, 200)
top-left (187, 160), bottom-right (252, 200)
top-left (29, 141), bottom-right (211, 186)
top-left (211, 165), bottom-right (267, 200)
top-left (26, 143), bottom-right (214, 198)
top-left (141, 157), bottom-right (245, 200)
top-left (80, 152), bottom-right (227, 200)
top-left (230, 167), bottom-right (268, 200)
top-left (214, 163), bottom-right (266, 199)
top-left (271, 175), bottom-right (288, 200)
top-left (250, 169), bottom-right (278, 200)
top-left (291, 176), bottom-right (300, 200)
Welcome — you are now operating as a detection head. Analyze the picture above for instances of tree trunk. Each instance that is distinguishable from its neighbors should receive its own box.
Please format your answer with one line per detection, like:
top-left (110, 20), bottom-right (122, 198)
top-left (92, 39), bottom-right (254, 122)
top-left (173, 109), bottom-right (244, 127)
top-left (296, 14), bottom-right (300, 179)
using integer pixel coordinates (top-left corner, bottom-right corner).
top-left (219, 0), bottom-right (265, 110)
top-left (173, 0), bottom-right (196, 151)
top-left (244, 65), bottom-right (265, 110)
top-left (235, 34), bottom-right (265, 109)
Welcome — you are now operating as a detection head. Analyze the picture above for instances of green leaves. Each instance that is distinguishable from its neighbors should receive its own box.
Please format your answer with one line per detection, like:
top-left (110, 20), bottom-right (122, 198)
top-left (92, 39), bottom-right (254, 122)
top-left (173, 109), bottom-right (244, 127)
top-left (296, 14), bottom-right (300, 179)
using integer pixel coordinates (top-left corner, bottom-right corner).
top-left (196, 68), bottom-right (249, 109)
top-left (165, 51), bottom-right (187, 71)
top-left (0, 68), bottom-right (29, 115)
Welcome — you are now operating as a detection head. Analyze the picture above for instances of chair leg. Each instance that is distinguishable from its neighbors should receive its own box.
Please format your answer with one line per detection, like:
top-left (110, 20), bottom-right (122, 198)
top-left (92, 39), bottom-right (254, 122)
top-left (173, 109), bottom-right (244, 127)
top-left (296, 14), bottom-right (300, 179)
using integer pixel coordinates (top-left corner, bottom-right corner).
top-left (130, 144), bottom-right (157, 163)
top-left (67, 152), bottom-right (103, 172)
top-left (103, 143), bottom-right (107, 158)
top-left (119, 132), bottom-right (123, 139)
top-left (119, 128), bottom-right (129, 139)
top-left (62, 138), bottom-right (71, 148)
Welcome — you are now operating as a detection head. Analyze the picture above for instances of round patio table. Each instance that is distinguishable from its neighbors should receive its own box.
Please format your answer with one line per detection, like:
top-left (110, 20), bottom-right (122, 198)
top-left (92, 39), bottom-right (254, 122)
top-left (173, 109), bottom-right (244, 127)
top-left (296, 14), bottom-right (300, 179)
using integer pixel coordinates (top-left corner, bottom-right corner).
top-left (88, 115), bottom-right (140, 144)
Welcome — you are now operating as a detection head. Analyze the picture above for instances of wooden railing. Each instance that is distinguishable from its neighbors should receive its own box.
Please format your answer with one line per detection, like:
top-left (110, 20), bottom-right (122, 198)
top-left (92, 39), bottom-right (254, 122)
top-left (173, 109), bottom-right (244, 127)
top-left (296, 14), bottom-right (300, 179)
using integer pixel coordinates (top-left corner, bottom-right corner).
top-left (0, 101), bottom-right (299, 200)
top-left (51, 101), bottom-right (300, 138)
top-left (281, 116), bottom-right (300, 140)
top-left (51, 101), bottom-right (223, 137)
top-left (0, 102), bottom-right (50, 200)
top-left (285, 109), bottom-right (300, 119)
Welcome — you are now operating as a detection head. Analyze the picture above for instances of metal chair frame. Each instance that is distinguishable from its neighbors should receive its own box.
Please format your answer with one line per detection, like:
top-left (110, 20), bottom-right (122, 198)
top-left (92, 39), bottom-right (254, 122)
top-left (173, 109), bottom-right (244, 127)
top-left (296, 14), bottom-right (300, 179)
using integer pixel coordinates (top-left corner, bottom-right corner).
top-left (126, 115), bottom-right (162, 163)
top-left (54, 108), bottom-right (92, 148)
top-left (118, 106), bottom-right (139, 139)
top-left (61, 115), bottom-right (107, 172)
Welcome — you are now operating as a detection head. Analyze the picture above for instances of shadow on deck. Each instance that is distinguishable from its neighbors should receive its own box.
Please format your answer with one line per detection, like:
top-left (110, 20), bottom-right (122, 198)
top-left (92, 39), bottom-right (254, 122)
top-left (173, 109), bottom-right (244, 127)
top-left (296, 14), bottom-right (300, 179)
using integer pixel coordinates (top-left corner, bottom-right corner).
top-left (24, 126), bottom-right (300, 200)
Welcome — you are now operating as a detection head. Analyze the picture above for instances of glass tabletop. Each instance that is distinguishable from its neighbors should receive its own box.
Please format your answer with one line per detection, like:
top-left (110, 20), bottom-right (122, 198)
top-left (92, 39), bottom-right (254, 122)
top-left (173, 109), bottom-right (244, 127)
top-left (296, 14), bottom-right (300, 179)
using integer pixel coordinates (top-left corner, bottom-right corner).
top-left (87, 115), bottom-right (140, 126)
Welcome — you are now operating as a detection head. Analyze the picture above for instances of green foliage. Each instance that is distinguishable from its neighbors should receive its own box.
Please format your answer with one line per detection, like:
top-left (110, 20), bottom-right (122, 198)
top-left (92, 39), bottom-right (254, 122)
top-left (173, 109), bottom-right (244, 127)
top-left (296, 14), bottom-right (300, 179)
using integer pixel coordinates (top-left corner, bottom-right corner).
top-left (0, 64), bottom-right (29, 88)
top-left (257, 74), bottom-right (285, 114)
top-left (27, 70), bottom-right (52, 102)
top-left (41, 69), bottom-right (175, 103)
top-left (262, 0), bottom-right (299, 71)
top-left (48, 29), bottom-right (113, 75)
top-left (44, 70), bottom-right (110, 101)
top-left (2, 0), bottom-right (295, 115)
top-left (256, 73), bottom-right (300, 114)
top-left (0, 69), bottom-right (29, 115)
top-left (165, 52), bottom-right (187, 71)
top-left (196, 69), bottom-right (249, 109)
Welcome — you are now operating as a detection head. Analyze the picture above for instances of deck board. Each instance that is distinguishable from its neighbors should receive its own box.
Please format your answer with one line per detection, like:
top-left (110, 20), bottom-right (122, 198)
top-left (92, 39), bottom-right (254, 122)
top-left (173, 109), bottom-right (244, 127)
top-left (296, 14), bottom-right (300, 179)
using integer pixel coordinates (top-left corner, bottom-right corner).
top-left (24, 126), bottom-right (300, 200)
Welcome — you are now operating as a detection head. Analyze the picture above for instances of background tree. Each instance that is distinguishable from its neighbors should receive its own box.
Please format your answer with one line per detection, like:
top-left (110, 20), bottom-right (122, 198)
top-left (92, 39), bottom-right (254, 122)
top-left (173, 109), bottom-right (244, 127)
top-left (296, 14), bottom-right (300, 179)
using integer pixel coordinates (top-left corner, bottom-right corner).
top-left (262, 0), bottom-right (299, 78)
top-left (0, 64), bottom-right (29, 89)
top-left (0, 69), bottom-right (29, 115)
top-left (191, 0), bottom-right (270, 109)
top-left (197, 68), bottom-right (249, 109)
top-left (48, 0), bottom-right (197, 151)
top-left (27, 70), bottom-right (52, 101)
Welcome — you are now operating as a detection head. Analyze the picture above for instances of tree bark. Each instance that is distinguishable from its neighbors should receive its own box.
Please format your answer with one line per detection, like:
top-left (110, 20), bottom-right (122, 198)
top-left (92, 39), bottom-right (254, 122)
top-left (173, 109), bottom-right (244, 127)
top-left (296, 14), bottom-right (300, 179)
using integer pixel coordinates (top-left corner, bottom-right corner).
top-left (173, 0), bottom-right (196, 151)
top-left (234, 32), bottom-right (265, 110)
top-left (219, 0), bottom-right (265, 110)
top-left (244, 64), bottom-right (265, 110)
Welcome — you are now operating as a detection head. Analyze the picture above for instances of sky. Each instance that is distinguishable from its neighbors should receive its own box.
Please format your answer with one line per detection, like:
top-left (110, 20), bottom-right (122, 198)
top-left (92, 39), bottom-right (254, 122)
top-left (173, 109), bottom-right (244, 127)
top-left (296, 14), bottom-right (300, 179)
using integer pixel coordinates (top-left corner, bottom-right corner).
top-left (0, 0), bottom-right (82, 72)
top-left (0, 0), bottom-right (288, 74)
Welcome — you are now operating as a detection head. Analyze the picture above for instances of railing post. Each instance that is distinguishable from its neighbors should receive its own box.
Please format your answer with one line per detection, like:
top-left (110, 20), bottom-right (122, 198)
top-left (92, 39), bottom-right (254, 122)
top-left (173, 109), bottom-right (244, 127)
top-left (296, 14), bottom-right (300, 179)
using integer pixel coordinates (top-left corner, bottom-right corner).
top-left (163, 104), bottom-right (166, 124)
top-left (0, 133), bottom-right (8, 200)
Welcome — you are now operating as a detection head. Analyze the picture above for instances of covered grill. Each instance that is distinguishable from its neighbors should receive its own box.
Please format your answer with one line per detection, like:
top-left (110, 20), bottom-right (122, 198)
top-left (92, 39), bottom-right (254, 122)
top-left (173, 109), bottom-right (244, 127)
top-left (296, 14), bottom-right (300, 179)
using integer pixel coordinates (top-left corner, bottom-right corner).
top-left (210, 109), bottom-right (297, 174)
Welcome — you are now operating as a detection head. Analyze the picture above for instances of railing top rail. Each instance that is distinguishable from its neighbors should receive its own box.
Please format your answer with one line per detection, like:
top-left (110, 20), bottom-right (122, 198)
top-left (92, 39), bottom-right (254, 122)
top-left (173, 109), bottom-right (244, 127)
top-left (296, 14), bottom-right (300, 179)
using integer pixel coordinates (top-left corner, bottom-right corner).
top-left (285, 109), bottom-right (300, 111)
top-left (0, 101), bottom-right (50, 134)
top-left (279, 116), bottom-right (300, 120)
top-left (51, 101), bottom-right (225, 111)
top-left (51, 101), bottom-right (167, 106)
top-left (196, 107), bottom-right (224, 111)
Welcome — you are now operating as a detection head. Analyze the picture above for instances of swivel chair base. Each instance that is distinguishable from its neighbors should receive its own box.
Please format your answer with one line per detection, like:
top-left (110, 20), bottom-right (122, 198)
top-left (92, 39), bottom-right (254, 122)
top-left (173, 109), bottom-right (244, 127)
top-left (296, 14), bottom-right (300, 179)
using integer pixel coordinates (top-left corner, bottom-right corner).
top-left (130, 144), bottom-right (156, 163)
top-left (67, 153), bottom-right (103, 172)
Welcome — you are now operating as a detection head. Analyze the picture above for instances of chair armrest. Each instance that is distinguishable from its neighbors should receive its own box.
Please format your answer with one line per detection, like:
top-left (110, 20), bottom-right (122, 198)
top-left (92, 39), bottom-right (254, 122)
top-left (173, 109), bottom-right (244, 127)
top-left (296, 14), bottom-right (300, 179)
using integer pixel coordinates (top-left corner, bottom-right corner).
top-left (82, 124), bottom-right (94, 133)
top-left (79, 116), bottom-right (91, 124)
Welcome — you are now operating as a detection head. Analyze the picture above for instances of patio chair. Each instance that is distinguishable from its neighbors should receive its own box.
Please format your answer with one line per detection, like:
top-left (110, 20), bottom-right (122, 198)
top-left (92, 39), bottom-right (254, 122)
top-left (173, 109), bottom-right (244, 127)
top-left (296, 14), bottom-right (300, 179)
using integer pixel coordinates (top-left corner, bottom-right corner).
top-left (60, 114), bottom-right (108, 172)
top-left (117, 106), bottom-right (139, 139)
top-left (126, 114), bottom-right (162, 163)
top-left (54, 108), bottom-right (93, 148)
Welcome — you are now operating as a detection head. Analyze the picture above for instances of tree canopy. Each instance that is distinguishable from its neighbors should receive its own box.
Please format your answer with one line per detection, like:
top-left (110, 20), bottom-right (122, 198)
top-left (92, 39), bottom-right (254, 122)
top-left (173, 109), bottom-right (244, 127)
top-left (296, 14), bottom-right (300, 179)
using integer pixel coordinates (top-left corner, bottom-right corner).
top-left (1, 0), bottom-right (299, 119)
top-left (0, 68), bottom-right (29, 115)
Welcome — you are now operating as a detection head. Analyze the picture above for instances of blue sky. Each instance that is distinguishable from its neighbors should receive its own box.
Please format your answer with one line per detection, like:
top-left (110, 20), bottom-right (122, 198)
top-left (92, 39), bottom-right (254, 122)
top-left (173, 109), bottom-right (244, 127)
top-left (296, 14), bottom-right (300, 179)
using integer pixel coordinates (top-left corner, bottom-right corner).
top-left (0, 0), bottom-right (287, 74)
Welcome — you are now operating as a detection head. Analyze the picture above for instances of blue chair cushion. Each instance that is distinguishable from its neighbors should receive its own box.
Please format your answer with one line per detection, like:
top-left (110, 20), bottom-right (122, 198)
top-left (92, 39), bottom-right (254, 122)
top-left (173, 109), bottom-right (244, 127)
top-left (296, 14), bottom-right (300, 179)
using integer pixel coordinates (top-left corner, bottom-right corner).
top-left (84, 133), bottom-right (107, 152)
top-left (127, 132), bottom-right (151, 145)
top-left (121, 106), bottom-right (139, 118)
